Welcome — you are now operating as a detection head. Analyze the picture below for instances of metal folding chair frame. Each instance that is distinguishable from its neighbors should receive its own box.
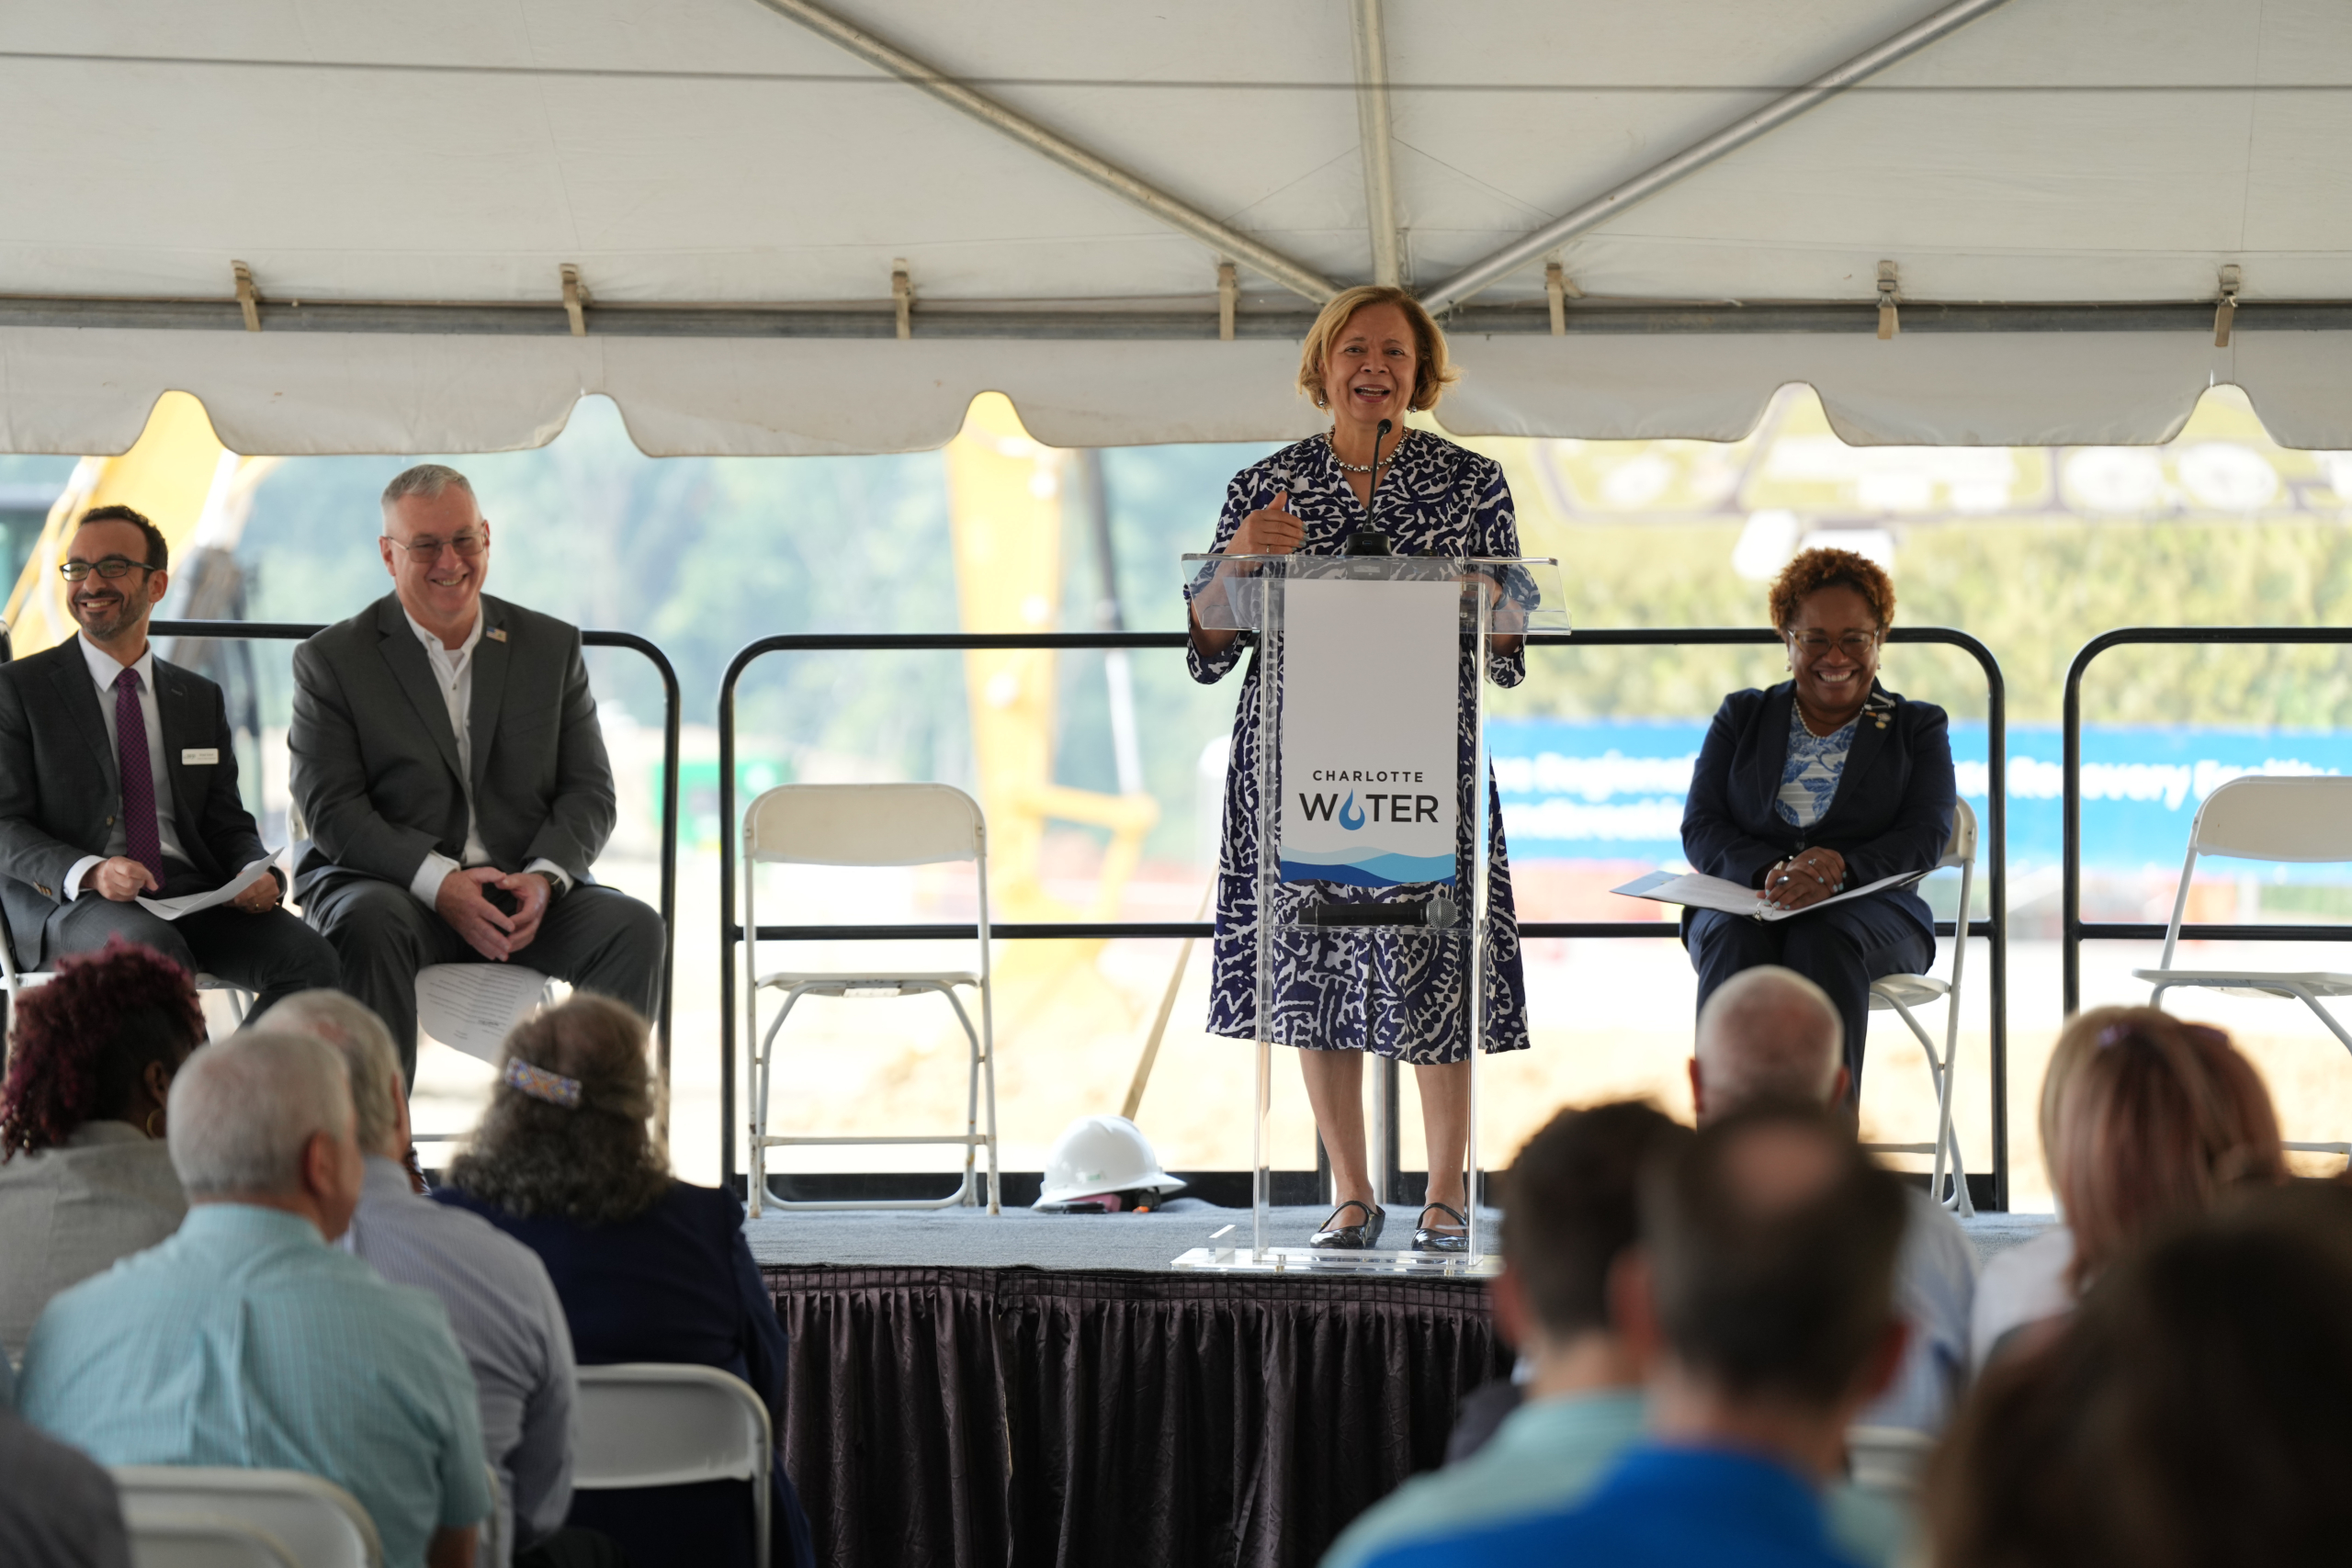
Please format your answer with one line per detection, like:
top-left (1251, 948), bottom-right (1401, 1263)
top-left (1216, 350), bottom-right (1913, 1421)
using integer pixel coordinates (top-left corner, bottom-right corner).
top-left (741, 784), bottom-right (1001, 1216)
top-left (1862, 797), bottom-right (1977, 1215)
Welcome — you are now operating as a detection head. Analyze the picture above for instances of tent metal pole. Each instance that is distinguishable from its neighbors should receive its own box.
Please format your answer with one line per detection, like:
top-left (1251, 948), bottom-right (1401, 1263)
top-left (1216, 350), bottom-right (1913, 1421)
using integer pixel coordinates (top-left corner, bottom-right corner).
top-left (1350, 0), bottom-right (1402, 288)
top-left (1422, 0), bottom-right (2018, 312)
top-left (749, 0), bottom-right (1341, 305)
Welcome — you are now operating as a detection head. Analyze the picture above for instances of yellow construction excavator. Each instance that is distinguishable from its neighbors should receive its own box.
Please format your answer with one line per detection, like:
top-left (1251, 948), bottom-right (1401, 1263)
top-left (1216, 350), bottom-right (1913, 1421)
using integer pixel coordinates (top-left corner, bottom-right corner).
top-left (3, 391), bottom-right (277, 659)
top-left (942, 393), bottom-right (1160, 1048)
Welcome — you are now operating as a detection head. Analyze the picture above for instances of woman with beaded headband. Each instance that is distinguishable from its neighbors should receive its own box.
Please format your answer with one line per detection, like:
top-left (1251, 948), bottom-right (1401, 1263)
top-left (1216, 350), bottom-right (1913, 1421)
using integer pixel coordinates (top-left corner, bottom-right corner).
top-left (1185, 285), bottom-right (1531, 1253)
top-left (435, 996), bottom-right (817, 1568)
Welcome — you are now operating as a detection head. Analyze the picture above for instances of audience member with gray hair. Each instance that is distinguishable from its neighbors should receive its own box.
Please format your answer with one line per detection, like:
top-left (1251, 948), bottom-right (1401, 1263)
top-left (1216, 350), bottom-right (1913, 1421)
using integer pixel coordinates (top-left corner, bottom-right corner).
top-left (17, 1031), bottom-right (491, 1568)
top-left (1690, 964), bottom-right (1976, 1438)
top-left (271, 989), bottom-right (598, 1568)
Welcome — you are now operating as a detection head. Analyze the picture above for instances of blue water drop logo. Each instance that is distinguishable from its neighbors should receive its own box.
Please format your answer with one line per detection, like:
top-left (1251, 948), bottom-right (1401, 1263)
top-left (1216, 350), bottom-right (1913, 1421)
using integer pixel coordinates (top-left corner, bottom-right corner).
top-left (1339, 792), bottom-right (1365, 830)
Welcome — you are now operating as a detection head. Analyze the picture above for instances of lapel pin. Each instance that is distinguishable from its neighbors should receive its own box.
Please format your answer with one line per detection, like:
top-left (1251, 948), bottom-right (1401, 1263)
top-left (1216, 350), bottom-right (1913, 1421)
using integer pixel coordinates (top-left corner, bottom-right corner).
top-left (486, 626), bottom-right (508, 643)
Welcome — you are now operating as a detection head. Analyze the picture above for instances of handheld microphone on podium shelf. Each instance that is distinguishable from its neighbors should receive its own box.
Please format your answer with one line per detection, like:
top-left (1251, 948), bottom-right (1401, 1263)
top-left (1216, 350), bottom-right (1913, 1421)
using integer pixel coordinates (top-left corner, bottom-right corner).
top-left (1343, 419), bottom-right (1396, 558)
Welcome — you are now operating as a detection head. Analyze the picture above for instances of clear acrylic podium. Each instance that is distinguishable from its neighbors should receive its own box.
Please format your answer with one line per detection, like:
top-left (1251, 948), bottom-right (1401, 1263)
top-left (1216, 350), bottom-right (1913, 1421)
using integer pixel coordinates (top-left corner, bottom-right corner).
top-left (1170, 549), bottom-right (1567, 1276)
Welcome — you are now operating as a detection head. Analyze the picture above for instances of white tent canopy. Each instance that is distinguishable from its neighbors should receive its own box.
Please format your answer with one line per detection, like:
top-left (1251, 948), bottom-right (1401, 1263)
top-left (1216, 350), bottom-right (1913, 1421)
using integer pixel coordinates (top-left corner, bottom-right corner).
top-left (4, 0), bottom-right (2349, 454)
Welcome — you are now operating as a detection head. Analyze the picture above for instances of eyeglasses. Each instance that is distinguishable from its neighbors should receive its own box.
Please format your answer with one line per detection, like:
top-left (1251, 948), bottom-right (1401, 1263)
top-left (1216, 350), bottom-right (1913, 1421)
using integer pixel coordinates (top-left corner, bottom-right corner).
top-left (1786, 631), bottom-right (1881, 658)
top-left (384, 532), bottom-right (487, 561)
top-left (60, 556), bottom-right (160, 582)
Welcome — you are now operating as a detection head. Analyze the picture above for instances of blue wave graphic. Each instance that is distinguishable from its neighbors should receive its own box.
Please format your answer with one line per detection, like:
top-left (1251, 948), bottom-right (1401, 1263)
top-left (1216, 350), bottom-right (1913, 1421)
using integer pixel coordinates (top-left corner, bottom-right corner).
top-left (1280, 851), bottom-right (1458, 887)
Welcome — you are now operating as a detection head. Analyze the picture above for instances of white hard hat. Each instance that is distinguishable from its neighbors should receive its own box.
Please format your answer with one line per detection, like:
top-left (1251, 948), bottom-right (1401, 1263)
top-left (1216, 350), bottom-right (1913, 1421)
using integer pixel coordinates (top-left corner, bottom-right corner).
top-left (1034, 1115), bottom-right (1186, 1208)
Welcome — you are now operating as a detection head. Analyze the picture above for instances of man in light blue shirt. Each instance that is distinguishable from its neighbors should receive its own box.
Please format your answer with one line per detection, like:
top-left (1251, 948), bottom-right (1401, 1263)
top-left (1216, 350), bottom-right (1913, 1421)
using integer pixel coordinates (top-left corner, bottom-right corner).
top-left (274, 988), bottom-right (579, 1566)
top-left (1323, 1100), bottom-right (1905, 1568)
top-left (17, 1030), bottom-right (490, 1568)
top-left (1364, 1102), bottom-right (1915, 1568)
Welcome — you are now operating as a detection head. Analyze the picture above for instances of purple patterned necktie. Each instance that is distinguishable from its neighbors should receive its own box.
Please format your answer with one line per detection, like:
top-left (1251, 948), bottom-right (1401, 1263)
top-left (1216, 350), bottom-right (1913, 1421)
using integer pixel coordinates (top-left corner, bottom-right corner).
top-left (114, 667), bottom-right (164, 888)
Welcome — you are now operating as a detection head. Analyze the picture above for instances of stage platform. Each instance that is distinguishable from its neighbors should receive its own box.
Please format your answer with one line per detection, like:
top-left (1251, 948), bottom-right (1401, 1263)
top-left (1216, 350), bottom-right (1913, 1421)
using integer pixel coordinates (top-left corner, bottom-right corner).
top-left (754, 1202), bottom-right (2051, 1568)
top-left (744, 1198), bottom-right (2052, 1273)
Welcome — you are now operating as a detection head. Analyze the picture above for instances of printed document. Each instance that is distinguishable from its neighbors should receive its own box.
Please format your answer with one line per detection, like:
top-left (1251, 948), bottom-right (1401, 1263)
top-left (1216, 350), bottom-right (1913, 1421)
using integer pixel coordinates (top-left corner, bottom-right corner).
top-left (135, 854), bottom-right (278, 921)
top-left (1612, 867), bottom-right (1927, 923)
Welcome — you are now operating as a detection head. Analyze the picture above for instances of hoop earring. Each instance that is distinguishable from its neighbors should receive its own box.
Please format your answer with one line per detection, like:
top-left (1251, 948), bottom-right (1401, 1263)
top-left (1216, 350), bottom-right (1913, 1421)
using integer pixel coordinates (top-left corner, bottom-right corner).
top-left (144, 1109), bottom-right (164, 1140)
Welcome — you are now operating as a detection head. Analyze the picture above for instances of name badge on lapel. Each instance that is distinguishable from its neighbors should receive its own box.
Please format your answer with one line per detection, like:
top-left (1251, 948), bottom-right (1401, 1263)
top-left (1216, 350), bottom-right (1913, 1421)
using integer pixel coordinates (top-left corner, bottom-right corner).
top-left (181, 748), bottom-right (220, 765)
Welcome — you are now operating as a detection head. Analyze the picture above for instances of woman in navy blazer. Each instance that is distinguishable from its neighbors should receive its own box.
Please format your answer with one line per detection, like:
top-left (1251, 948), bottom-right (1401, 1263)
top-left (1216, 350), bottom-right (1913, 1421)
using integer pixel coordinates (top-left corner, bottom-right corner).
top-left (436, 996), bottom-right (817, 1568)
top-left (1680, 549), bottom-right (1956, 1095)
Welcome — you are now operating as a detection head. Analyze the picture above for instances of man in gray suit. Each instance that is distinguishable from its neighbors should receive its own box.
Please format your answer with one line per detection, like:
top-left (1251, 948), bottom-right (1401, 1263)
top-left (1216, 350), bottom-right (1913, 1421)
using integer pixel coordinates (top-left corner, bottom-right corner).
top-left (289, 464), bottom-right (662, 1078)
top-left (0, 505), bottom-right (338, 1014)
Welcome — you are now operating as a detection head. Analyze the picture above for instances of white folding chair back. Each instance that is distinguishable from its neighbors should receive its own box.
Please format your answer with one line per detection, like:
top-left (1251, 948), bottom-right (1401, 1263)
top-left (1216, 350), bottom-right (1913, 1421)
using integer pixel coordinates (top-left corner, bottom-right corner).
top-left (1864, 798), bottom-right (1976, 1215)
top-left (3, 930), bottom-right (254, 1026)
top-left (2184, 774), bottom-right (2352, 863)
top-left (2134, 775), bottom-right (2352, 1164)
top-left (1846, 1425), bottom-right (1936, 1497)
top-left (745, 782), bottom-right (984, 867)
top-left (124, 1520), bottom-right (299, 1568)
top-left (477, 1462), bottom-right (503, 1568)
top-left (742, 783), bottom-right (1000, 1215)
top-left (573, 1365), bottom-right (771, 1568)
top-left (112, 1468), bottom-right (381, 1568)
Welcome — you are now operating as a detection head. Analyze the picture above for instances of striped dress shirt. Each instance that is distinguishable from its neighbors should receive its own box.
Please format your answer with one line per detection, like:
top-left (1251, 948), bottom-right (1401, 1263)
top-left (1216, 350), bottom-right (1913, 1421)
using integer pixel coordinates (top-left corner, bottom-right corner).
top-left (16, 1203), bottom-right (490, 1568)
top-left (344, 1156), bottom-right (576, 1563)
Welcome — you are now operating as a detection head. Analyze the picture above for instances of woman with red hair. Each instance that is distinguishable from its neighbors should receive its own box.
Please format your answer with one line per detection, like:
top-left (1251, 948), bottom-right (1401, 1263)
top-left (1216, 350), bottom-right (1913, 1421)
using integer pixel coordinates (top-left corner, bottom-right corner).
top-left (0, 939), bottom-right (203, 1355)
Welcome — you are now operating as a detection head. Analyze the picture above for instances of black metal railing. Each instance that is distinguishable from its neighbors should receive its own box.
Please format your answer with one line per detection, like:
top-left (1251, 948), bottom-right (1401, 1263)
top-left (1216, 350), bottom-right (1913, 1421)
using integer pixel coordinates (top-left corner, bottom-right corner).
top-left (719, 626), bottom-right (2010, 1206)
top-left (2063, 627), bottom-right (2352, 1015)
top-left (132, 620), bottom-right (684, 1106)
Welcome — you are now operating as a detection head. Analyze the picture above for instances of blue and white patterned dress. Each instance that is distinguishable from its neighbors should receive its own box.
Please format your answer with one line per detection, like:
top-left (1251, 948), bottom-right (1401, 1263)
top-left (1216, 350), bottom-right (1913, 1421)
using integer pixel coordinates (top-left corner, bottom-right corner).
top-left (1185, 430), bottom-right (1532, 1065)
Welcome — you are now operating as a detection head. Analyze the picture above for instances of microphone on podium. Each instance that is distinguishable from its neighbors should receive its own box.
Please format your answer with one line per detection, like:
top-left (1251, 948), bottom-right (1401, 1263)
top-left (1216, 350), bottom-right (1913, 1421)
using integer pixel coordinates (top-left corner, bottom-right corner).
top-left (1344, 418), bottom-right (1396, 558)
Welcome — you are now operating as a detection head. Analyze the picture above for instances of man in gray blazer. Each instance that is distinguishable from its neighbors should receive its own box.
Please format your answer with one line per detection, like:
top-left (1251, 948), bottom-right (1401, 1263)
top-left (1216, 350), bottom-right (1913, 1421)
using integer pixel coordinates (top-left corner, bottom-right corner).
top-left (289, 464), bottom-right (662, 1078)
top-left (0, 505), bottom-right (338, 1014)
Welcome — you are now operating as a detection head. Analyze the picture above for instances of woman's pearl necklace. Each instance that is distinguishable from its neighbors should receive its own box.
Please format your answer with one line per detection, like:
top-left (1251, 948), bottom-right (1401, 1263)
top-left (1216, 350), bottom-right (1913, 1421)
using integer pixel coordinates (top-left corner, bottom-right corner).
top-left (1326, 428), bottom-right (1406, 474)
top-left (1797, 703), bottom-right (1850, 739)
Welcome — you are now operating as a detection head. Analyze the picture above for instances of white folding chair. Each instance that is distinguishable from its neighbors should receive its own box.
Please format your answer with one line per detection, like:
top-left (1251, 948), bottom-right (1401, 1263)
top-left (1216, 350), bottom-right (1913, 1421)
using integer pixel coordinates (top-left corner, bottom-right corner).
top-left (1862, 798), bottom-right (1977, 1216)
top-left (2, 931), bottom-right (254, 1027)
top-left (741, 783), bottom-right (1000, 1216)
top-left (1845, 1425), bottom-right (1935, 1497)
top-left (573, 1364), bottom-right (772, 1568)
top-left (111, 1468), bottom-right (381, 1568)
top-left (2134, 774), bottom-right (2352, 1165)
top-left (123, 1519), bottom-right (299, 1568)
top-left (477, 1462), bottom-right (503, 1568)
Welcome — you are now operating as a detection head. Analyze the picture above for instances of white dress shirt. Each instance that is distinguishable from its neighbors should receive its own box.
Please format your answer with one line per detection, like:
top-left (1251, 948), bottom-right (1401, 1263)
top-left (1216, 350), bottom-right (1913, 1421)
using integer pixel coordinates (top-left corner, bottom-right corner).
top-left (63, 636), bottom-right (193, 898)
top-left (401, 608), bottom-right (571, 908)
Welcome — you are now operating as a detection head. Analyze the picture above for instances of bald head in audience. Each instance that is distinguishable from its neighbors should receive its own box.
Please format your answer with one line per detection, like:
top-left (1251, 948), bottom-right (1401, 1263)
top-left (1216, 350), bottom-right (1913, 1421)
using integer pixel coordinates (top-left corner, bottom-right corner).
top-left (1690, 965), bottom-right (1847, 1123)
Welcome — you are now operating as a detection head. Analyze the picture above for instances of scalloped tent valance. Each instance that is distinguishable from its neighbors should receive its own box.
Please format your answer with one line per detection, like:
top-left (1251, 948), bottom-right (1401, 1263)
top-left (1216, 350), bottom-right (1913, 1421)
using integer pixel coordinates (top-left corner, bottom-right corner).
top-left (5, 0), bottom-right (2349, 455)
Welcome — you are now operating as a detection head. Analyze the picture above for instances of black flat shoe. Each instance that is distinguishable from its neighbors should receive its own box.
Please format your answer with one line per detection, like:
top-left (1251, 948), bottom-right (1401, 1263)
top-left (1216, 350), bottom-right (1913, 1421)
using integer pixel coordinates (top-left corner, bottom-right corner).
top-left (1414, 1202), bottom-right (1469, 1254)
top-left (1309, 1199), bottom-right (1386, 1250)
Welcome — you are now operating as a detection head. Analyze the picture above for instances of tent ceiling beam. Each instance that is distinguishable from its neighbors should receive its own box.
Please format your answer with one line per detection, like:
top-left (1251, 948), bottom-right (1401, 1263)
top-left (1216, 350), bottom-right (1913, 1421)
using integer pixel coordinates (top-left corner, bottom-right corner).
top-left (746, 0), bottom-right (1341, 304)
top-left (1421, 0), bottom-right (2019, 312)
top-left (6, 297), bottom-right (2351, 338)
top-left (1350, 0), bottom-right (1402, 288)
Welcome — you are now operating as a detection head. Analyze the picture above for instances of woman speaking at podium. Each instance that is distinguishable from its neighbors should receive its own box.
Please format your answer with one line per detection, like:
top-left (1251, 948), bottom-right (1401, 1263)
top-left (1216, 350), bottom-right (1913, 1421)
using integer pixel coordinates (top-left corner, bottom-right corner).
top-left (1680, 547), bottom-right (1956, 1100)
top-left (1184, 285), bottom-right (1530, 1253)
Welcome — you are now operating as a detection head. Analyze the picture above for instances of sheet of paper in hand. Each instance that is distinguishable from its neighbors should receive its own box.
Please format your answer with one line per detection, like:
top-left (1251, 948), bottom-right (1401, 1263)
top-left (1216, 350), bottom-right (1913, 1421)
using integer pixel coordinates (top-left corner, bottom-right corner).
top-left (134, 854), bottom-right (279, 921)
top-left (1612, 867), bottom-right (1928, 923)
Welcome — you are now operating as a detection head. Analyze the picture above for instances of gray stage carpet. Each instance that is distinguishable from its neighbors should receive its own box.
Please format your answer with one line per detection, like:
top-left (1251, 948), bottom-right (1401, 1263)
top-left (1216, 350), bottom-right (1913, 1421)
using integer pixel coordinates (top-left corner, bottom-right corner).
top-left (742, 1196), bottom-right (2052, 1272)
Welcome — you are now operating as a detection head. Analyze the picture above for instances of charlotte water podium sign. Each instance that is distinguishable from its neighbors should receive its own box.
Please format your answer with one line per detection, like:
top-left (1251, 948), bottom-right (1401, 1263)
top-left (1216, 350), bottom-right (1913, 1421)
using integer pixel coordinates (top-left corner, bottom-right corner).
top-left (1176, 549), bottom-right (1566, 1275)
top-left (1278, 576), bottom-right (1460, 890)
